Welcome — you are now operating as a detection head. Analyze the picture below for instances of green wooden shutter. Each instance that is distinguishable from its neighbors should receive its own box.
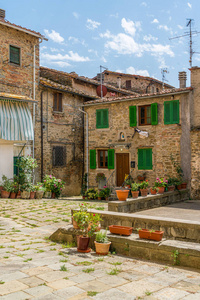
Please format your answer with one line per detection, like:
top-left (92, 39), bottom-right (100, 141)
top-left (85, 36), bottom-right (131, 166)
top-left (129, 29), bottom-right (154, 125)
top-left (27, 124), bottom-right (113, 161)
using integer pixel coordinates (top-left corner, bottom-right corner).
top-left (129, 106), bottom-right (137, 127)
top-left (96, 110), bottom-right (102, 128)
top-left (151, 103), bottom-right (158, 125)
top-left (13, 156), bottom-right (18, 176)
top-left (102, 109), bottom-right (109, 128)
top-left (108, 149), bottom-right (115, 169)
top-left (138, 149), bottom-right (145, 170)
top-left (90, 149), bottom-right (96, 169)
top-left (145, 148), bottom-right (152, 169)
top-left (10, 46), bottom-right (20, 65)
top-left (164, 101), bottom-right (171, 124)
top-left (172, 100), bottom-right (179, 124)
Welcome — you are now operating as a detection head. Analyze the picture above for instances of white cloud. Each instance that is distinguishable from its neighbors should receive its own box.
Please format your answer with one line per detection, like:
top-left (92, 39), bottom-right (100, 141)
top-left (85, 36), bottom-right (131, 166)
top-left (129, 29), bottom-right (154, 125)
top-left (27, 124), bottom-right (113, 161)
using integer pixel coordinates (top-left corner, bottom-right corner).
top-left (40, 46), bottom-right (47, 50)
top-left (51, 61), bottom-right (71, 67)
top-left (88, 49), bottom-right (98, 56)
top-left (73, 12), bottom-right (79, 19)
top-left (143, 34), bottom-right (158, 42)
top-left (187, 2), bottom-right (192, 8)
top-left (121, 18), bottom-right (141, 36)
top-left (141, 2), bottom-right (147, 6)
top-left (178, 25), bottom-right (184, 30)
top-left (44, 29), bottom-right (64, 43)
top-left (86, 19), bottom-right (101, 30)
top-left (152, 18), bottom-right (159, 24)
top-left (50, 48), bottom-right (63, 52)
top-left (109, 13), bottom-right (119, 18)
top-left (68, 36), bottom-right (80, 44)
top-left (101, 56), bottom-right (107, 63)
top-left (158, 25), bottom-right (171, 31)
top-left (126, 66), bottom-right (149, 76)
top-left (41, 51), bottom-right (90, 63)
top-left (115, 69), bottom-right (124, 73)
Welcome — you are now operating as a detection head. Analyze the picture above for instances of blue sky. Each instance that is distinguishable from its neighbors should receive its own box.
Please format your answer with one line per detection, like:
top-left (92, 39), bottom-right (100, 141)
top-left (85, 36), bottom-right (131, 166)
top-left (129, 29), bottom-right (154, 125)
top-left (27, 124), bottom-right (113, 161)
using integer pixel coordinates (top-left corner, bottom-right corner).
top-left (1, 0), bottom-right (200, 87)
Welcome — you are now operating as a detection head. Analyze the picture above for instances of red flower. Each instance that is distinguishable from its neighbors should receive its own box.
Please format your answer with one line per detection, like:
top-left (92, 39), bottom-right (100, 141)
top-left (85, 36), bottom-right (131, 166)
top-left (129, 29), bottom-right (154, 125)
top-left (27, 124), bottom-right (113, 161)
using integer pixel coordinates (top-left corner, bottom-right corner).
top-left (93, 214), bottom-right (95, 216)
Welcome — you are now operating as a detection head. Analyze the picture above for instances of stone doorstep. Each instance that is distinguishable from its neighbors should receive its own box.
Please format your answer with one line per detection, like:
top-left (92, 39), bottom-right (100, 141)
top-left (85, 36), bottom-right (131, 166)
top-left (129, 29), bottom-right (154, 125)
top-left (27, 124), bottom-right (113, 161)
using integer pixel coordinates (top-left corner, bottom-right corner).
top-left (49, 226), bottom-right (200, 270)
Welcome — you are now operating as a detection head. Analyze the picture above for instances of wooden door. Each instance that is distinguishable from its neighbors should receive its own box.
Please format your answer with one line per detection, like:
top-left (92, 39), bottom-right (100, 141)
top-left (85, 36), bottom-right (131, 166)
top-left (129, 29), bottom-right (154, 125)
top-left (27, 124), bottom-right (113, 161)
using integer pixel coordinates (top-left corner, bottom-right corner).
top-left (116, 153), bottom-right (129, 186)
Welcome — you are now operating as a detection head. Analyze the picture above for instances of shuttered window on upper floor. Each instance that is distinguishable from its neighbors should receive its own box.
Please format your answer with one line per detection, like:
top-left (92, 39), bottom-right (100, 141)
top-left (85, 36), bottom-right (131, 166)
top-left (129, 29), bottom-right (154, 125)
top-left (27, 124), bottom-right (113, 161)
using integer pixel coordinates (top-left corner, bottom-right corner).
top-left (53, 93), bottom-right (62, 112)
top-left (96, 109), bottom-right (109, 128)
top-left (138, 148), bottom-right (153, 170)
top-left (10, 45), bottom-right (20, 65)
top-left (164, 100), bottom-right (179, 124)
top-left (129, 103), bottom-right (158, 127)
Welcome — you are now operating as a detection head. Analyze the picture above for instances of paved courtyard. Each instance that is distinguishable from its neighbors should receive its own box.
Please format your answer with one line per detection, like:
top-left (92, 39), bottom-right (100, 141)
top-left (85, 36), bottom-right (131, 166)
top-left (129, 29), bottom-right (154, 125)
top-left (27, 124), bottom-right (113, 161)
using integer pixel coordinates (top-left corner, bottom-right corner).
top-left (0, 198), bottom-right (200, 299)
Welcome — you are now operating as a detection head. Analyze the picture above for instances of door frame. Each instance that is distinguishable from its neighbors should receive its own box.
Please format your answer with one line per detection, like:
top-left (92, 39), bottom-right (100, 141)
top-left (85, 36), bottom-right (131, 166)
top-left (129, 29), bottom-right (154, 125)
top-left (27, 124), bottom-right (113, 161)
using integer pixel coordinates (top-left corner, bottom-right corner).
top-left (116, 152), bottom-right (130, 186)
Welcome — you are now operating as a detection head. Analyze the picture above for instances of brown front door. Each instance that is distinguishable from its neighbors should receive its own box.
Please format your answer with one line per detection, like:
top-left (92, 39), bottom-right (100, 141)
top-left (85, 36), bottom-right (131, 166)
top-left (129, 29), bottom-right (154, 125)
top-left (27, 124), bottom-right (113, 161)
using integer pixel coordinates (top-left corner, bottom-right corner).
top-left (116, 153), bottom-right (129, 186)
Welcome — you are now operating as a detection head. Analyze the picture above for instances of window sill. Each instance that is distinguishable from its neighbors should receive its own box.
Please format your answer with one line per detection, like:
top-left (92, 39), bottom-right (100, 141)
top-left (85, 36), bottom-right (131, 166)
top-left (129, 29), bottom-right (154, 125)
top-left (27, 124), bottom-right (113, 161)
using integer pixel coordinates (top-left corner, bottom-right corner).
top-left (53, 111), bottom-right (64, 115)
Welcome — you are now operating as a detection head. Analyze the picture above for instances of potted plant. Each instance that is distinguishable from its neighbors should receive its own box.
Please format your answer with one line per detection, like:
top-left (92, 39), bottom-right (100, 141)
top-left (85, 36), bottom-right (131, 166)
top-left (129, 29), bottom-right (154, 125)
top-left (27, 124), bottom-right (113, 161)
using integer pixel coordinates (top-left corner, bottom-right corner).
top-left (137, 173), bottom-right (146, 181)
top-left (109, 225), bottom-right (133, 236)
top-left (116, 188), bottom-right (129, 201)
top-left (35, 183), bottom-right (45, 199)
top-left (139, 180), bottom-right (149, 197)
top-left (1, 175), bottom-right (12, 198)
top-left (176, 180), bottom-right (183, 190)
top-left (29, 184), bottom-right (36, 199)
top-left (72, 203), bottom-right (88, 229)
top-left (94, 230), bottom-right (111, 255)
top-left (131, 182), bottom-right (139, 198)
top-left (103, 186), bottom-right (111, 200)
top-left (150, 186), bottom-right (158, 195)
top-left (124, 175), bottom-right (133, 188)
top-left (154, 178), bottom-right (168, 194)
top-left (98, 189), bottom-right (105, 200)
top-left (138, 228), bottom-right (164, 241)
top-left (10, 181), bottom-right (19, 199)
top-left (85, 188), bottom-right (98, 200)
top-left (21, 182), bottom-right (31, 199)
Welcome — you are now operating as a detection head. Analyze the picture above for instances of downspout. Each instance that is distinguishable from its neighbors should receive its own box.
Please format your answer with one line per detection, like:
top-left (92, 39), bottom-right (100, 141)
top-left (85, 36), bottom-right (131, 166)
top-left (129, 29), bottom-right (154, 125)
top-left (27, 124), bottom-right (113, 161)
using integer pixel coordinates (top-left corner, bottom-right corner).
top-left (41, 91), bottom-right (44, 181)
top-left (32, 44), bottom-right (36, 162)
top-left (78, 108), bottom-right (89, 189)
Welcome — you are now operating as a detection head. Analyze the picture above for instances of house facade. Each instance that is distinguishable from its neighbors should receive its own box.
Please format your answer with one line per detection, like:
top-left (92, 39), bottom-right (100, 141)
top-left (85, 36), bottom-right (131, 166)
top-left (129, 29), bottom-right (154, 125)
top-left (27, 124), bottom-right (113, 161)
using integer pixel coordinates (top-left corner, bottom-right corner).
top-left (0, 9), bottom-right (45, 181)
top-left (83, 69), bottom-right (200, 196)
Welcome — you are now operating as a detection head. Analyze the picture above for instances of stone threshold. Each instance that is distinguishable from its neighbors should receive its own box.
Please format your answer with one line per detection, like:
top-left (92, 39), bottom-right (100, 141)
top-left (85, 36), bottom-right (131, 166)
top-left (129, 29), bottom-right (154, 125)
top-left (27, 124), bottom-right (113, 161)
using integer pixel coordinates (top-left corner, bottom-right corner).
top-left (50, 226), bottom-right (200, 270)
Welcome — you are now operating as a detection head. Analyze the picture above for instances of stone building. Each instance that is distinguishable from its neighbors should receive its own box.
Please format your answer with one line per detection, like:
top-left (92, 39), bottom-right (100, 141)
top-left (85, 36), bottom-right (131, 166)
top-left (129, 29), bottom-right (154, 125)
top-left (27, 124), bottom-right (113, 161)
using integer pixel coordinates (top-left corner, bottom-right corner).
top-left (0, 9), bottom-right (46, 180)
top-left (83, 69), bottom-right (200, 197)
top-left (93, 70), bottom-right (174, 94)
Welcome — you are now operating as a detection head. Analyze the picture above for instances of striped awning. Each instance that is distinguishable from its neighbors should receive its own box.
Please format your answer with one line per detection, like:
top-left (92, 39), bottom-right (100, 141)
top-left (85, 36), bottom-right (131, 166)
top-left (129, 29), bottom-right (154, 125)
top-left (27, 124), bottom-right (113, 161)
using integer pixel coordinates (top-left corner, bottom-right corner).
top-left (0, 100), bottom-right (34, 141)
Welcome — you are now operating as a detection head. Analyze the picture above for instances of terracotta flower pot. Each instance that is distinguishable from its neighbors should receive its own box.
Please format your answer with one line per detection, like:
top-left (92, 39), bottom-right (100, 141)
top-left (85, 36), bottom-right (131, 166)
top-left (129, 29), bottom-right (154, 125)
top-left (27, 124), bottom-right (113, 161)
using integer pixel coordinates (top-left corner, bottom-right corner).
top-left (138, 176), bottom-right (145, 181)
top-left (51, 192), bottom-right (56, 199)
top-left (116, 190), bottom-right (129, 201)
top-left (82, 196), bottom-right (86, 199)
top-left (0, 186), bottom-right (3, 191)
top-left (138, 229), bottom-right (164, 241)
top-left (1, 190), bottom-right (10, 198)
top-left (77, 235), bottom-right (90, 252)
top-left (168, 185), bottom-right (175, 192)
top-left (140, 189), bottom-right (148, 197)
top-left (72, 216), bottom-right (79, 229)
top-left (109, 225), bottom-right (133, 236)
top-left (150, 188), bottom-right (157, 195)
top-left (131, 191), bottom-right (139, 198)
top-left (126, 185), bottom-right (131, 189)
top-left (94, 241), bottom-right (111, 255)
top-left (181, 183), bottom-right (187, 189)
top-left (16, 191), bottom-right (21, 199)
top-left (30, 191), bottom-right (36, 199)
top-left (98, 197), bottom-right (102, 200)
top-left (158, 187), bottom-right (165, 194)
top-left (10, 192), bottom-right (16, 199)
top-left (177, 184), bottom-right (182, 190)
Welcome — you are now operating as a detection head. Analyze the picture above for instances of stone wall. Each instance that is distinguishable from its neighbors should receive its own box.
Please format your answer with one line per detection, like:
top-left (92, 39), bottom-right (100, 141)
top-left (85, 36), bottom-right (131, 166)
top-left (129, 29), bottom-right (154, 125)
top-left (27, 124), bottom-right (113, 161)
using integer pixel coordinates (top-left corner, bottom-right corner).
top-left (34, 88), bottom-right (84, 196)
top-left (84, 92), bottom-right (191, 189)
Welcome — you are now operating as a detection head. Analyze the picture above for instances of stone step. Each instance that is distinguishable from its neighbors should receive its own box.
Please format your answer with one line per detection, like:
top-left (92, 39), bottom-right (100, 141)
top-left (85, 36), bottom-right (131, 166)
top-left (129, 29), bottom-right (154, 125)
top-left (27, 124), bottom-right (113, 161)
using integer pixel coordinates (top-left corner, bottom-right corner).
top-left (50, 226), bottom-right (200, 270)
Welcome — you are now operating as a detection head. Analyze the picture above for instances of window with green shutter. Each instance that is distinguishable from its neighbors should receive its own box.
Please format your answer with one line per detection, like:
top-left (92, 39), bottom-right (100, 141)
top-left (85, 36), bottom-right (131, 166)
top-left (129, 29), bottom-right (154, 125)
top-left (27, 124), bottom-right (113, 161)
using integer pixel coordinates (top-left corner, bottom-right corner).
top-left (90, 149), bottom-right (96, 169)
top-left (129, 106), bottom-right (137, 127)
top-left (108, 149), bottom-right (115, 169)
top-left (138, 148), bottom-right (152, 170)
top-left (151, 103), bottom-right (158, 125)
top-left (96, 109), bottom-right (109, 128)
top-left (164, 100), bottom-right (179, 124)
top-left (10, 45), bottom-right (20, 65)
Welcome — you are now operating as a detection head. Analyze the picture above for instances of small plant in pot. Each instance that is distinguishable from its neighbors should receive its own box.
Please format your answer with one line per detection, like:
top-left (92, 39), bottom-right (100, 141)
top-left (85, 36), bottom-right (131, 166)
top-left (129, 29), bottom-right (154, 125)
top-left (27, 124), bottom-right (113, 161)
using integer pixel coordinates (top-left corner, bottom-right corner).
top-left (21, 183), bottom-right (31, 199)
top-left (154, 178), bottom-right (168, 194)
top-left (94, 230), bottom-right (111, 255)
top-left (72, 203), bottom-right (88, 229)
top-left (150, 186), bottom-right (158, 195)
top-left (85, 188), bottom-right (98, 200)
top-left (139, 180), bottom-right (149, 197)
top-left (103, 186), bottom-right (111, 200)
top-left (167, 177), bottom-right (177, 192)
top-left (29, 184), bottom-right (36, 199)
top-left (10, 181), bottom-right (19, 199)
top-left (35, 183), bottom-right (45, 199)
top-left (1, 175), bottom-right (12, 198)
top-left (131, 182), bottom-right (139, 198)
top-left (124, 175), bottom-right (133, 188)
top-left (98, 189), bottom-right (105, 200)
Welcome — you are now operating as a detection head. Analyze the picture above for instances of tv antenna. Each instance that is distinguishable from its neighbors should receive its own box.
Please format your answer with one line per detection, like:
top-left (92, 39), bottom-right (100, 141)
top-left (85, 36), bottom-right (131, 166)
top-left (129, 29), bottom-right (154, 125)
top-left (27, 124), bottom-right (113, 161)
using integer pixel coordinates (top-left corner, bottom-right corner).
top-left (169, 18), bottom-right (200, 67)
top-left (161, 68), bottom-right (168, 90)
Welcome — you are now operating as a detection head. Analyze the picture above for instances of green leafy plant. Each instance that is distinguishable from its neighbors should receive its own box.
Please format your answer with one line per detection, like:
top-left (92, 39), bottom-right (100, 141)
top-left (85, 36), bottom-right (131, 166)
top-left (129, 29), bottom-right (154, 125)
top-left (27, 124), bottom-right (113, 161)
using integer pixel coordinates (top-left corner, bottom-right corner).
top-left (82, 267), bottom-right (95, 273)
top-left (1, 175), bottom-right (12, 192)
top-left (96, 173), bottom-right (106, 183)
top-left (16, 155), bottom-right (37, 187)
top-left (154, 178), bottom-right (168, 188)
top-left (60, 265), bottom-right (68, 271)
top-left (85, 188), bottom-right (98, 200)
top-left (95, 230), bottom-right (109, 243)
top-left (87, 291), bottom-right (98, 297)
top-left (43, 175), bottom-right (65, 197)
top-left (103, 186), bottom-right (111, 197)
top-left (139, 180), bottom-right (149, 189)
top-left (98, 190), bottom-right (105, 198)
top-left (170, 154), bottom-right (184, 180)
top-left (124, 174), bottom-right (133, 186)
top-left (35, 183), bottom-right (46, 192)
top-left (81, 173), bottom-right (88, 196)
top-left (168, 177), bottom-right (180, 186)
top-left (131, 182), bottom-right (139, 191)
top-left (10, 180), bottom-right (19, 193)
top-left (171, 250), bottom-right (180, 265)
top-left (107, 267), bottom-right (121, 275)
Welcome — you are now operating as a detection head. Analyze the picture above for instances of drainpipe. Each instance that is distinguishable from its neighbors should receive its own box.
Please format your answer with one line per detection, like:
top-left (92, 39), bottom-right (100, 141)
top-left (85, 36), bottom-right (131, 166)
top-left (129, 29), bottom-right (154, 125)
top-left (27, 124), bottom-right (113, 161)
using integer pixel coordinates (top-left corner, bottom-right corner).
top-left (78, 108), bottom-right (89, 189)
top-left (32, 44), bottom-right (36, 162)
top-left (41, 91), bottom-right (44, 181)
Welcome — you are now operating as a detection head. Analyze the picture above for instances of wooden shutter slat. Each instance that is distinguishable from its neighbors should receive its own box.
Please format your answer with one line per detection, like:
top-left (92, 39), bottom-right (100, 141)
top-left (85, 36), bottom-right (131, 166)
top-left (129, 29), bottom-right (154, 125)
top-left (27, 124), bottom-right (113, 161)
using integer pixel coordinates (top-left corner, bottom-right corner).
top-left (90, 149), bottom-right (96, 169)
top-left (108, 149), bottom-right (115, 169)
top-left (164, 101), bottom-right (171, 124)
top-left (172, 100), bottom-right (179, 124)
top-left (129, 106), bottom-right (137, 127)
top-left (151, 103), bottom-right (158, 125)
top-left (146, 148), bottom-right (152, 169)
top-left (102, 109), bottom-right (109, 128)
top-left (96, 110), bottom-right (102, 128)
top-left (138, 149), bottom-right (144, 170)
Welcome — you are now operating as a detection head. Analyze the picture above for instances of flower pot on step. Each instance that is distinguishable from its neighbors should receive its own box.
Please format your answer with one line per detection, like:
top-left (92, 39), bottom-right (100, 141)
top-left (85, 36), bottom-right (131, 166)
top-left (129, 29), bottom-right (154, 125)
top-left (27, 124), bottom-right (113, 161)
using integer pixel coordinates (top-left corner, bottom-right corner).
top-left (77, 235), bottom-right (91, 252)
top-left (16, 191), bottom-right (21, 199)
top-left (168, 185), bottom-right (175, 192)
top-left (36, 190), bottom-right (44, 199)
top-left (1, 190), bottom-right (10, 198)
top-left (158, 187), bottom-right (165, 194)
top-left (21, 191), bottom-right (30, 199)
top-left (44, 191), bottom-right (52, 199)
top-left (181, 183), bottom-right (187, 189)
top-left (98, 197), bottom-right (102, 200)
top-left (10, 192), bottom-right (16, 199)
top-left (140, 188), bottom-right (148, 197)
top-left (131, 191), bottom-right (139, 198)
top-left (30, 191), bottom-right (36, 199)
top-left (138, 229), bottom-right (164, 241)
top-left (150, 188), bottom-right (157, 195)
top-left (177, 184), bottom-right (182, 190)
top-left (51, 192), bottom-right (56, 199)
top-left (109, 225), bottom-right (133, 236)
top-left (116, 190), bottom-right (129, 201)
top-left (94, 241), bottom-right (111, 255)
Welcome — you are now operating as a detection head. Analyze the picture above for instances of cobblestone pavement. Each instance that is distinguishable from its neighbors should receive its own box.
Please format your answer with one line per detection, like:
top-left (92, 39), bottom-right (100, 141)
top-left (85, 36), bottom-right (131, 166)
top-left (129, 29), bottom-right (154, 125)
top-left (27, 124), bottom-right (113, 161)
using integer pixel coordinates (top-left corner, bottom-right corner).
top-left (0, 198), bottom-right (200, 299)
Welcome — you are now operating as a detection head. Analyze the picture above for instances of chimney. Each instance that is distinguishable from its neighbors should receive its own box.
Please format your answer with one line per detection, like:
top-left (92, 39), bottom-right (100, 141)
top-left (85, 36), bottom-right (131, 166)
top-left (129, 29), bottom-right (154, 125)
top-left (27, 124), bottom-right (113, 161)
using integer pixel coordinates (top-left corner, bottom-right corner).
top-left (178, 71), bottom-right (187, 88)
top-left (0, 9), bottom-right (5, 19)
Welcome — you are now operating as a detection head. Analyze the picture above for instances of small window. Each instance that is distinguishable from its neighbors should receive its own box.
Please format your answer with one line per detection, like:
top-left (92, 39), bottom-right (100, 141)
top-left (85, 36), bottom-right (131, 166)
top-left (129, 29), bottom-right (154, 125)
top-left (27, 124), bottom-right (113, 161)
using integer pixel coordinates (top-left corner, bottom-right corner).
top-left (10, 45), bottom-right (20, 65)
top-left (156, 88), bottom-right (159, 92)
top-left (96, 109), bottom-right (109, 129)
top-left (53, 93), bottom-right (62, 112)
top-left (138, 148), bottom-right (152, 170)
top-left (52, 146), bottom-right (66, 166)
top-left (98, 150), bottom-right (108, 168)
top-left (139, 105), bottom-right (151, 125)
top-left (126, 80), bottom-right (131, 90)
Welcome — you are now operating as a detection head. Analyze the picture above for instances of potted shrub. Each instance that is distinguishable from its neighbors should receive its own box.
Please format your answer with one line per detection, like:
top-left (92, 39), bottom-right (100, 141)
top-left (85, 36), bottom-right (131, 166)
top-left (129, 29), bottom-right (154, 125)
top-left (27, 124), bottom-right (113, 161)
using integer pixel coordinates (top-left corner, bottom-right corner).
top-left (167, 177), bottom-right (177, 192)
top-left (138, 228), bottom-right (164, 241)
top-left (131, 182), bottom-right (139, 198)
top-left (103, 186), bottom-right (111, 200)
top-left (154, 178), bottom-right (168, 194)
top-left (98, 189), bottom-right (105, 200)
top-left (30, 184), bottom-right (36, 199)
top-left (150, 186), bottom-right (158, 195)
top-left (10, 181), bottom-right (19, 199)
top-left (85, 188), bottom-right (98, 200)
top-left (72, 203), bottom-right (88, 229)
top-left (137, 173), bottom-right (146, 181)
top-left (116, 189), bottom-right (129, 201)
top-left (1, 175), bottom-right (12, 198)
top-left (139, 180), bottom-right (149, 197)
top-left (35, 183), bottom-right (45, 199)
top-left (124, 175), bottom-right (133, 188)
top-left (177, 180), bottom-right (183, 190)
top-left (94, 230), bottom-right (111, 255)
top-left (21, 183), bottom-right (31, 199)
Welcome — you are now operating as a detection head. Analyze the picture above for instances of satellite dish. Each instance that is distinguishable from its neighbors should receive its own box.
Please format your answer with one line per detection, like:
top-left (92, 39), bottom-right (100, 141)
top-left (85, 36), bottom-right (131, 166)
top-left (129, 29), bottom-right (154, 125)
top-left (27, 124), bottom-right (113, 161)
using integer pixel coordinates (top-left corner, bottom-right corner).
top-left (96, 85), bottom-right (107, 97)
